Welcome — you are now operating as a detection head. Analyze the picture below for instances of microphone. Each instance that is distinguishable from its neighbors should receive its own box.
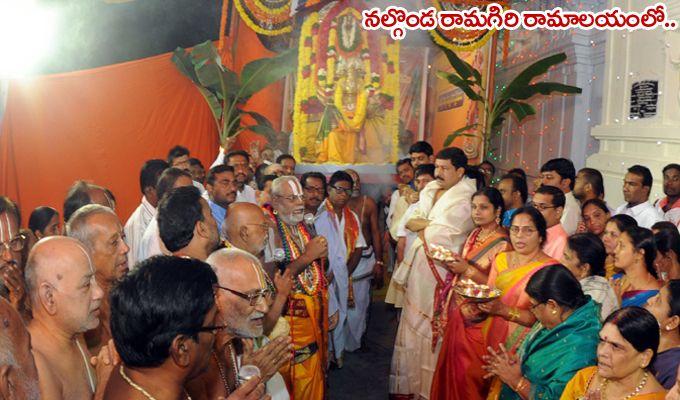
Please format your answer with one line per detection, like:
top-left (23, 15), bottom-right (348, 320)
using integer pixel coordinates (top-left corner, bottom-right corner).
top-left (304, 213), bottom-right (317, 235)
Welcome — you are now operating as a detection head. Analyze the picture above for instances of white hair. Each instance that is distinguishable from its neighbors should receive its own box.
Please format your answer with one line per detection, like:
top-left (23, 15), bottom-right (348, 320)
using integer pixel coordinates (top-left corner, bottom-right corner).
top-left (271, 176), bottom-right (301, 196)
top-left (206, 247), bottom-right (262, 271)
top-left (65, 204), bottom-right (117, 252)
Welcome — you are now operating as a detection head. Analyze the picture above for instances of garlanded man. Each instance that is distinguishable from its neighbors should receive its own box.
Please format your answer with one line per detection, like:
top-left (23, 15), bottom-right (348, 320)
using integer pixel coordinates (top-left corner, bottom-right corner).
top-left (263, 176), bottom-right (329, 399)
top-left (315, 171), bottom-right (365, 367)
top-left (389, 147), bottom-right (475, 399)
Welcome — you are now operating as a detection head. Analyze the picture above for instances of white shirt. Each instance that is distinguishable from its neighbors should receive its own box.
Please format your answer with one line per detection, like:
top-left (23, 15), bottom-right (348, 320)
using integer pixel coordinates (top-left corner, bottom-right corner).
top-left (561, 191), bottom-right (581, 235)
top-left (615, 201), bottom-right (665, 229)
top-left (124, 196), bottom-right (156, 269)
top-left (136, 217), bottom-right (170, 265)
top-left (397, 203), bottom-right (418, 257)
top-left (655, 197), bottom-right (680, 228)
top-left (236, 184), bottom-right (258, 204)
top-left (386, 190), bottom-right (401, 229)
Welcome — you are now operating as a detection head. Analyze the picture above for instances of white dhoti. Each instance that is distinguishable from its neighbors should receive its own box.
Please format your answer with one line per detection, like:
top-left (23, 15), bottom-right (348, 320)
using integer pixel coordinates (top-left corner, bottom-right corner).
top-left (388, 177), bottom-right (476, 399)
top-left (345, 247), bottom-right (374, 352)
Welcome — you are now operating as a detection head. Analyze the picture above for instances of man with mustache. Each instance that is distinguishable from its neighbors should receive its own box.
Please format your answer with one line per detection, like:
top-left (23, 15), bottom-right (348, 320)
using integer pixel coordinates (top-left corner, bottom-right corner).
top-left (66, 205), bottom-right (130, 355)
top-left (389, 147), bottom-right (475, 399)
top-left (25, 236), bottom-right (114, 399)
top-left (63, 181), bottom-right (115, 224)
top-left (0, 297), bottom-right (40, 400)
top-left (344, 169), bottom-right (384, 351)
top-left (0, 196), bottom-right (27, 316)
top-left (615, 165), bottom-right (664, 229)
top-left (263, 176), bottom-right (329, 400)
top-left (656, 163), bottom-right (680, 227)
top-left (158, 186), bottom-right (220, 261)
top-left (315, 171), bottom-right (366, 368)
top-left (226, 151), bottom-right (258, 205)
top-left (205, 165), bottom-right (238, 235)
top-left (301, 172), bottom-right (327, 216)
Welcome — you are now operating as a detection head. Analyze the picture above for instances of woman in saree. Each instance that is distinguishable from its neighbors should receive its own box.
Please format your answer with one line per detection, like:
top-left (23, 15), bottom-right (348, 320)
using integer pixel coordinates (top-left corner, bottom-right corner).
top-left (482, 265), bottom-right (602, 399)
top-left (430, 206), bottom-right (556, 400)
top-left (612, 226), bottom-right (661, 307)
top-left (561, 307), bottom-right (667, 399)
top-left (602, 214), bottom-right (638, 279)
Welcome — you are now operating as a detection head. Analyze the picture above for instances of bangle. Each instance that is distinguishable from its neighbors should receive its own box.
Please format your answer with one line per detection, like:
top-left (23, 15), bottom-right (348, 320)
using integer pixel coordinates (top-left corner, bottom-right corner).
top-left (508, 307), bottom-right (520, 322)
top-left (515, 377), bottom-right (529, 393)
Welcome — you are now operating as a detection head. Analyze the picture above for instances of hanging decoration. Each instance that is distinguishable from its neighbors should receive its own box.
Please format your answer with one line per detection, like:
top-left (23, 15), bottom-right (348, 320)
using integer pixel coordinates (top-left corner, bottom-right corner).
top-left (234, 0), bottom-right (293, 36)
top-left (427, 0), bottom-right (507, 52)
top-left (293, 1), bottom-right (400, 164)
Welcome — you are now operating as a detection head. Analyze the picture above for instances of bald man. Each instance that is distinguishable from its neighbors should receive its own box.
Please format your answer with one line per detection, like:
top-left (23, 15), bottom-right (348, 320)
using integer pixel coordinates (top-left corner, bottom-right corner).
top-left (63, 181), bottom-right (115, 223)
top-left (0, 297), bottom-right (40, 400)
top-left (66, 205), bottom-right (129, 354)
top-left (223, 203), bottom-right (271, 261)
top-left (25, 237), bottom-right (112, 399)
top-left (187, 248), bottom-right (291, 400)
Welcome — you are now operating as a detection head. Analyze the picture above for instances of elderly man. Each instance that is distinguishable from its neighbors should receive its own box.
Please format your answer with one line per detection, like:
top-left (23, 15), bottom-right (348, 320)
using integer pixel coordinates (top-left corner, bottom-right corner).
top-left (315, 171), bottom-right (366, 366)
top-left (389, 147), bottom-right (475, 399)
top-left (124, 159), bottom-right (168, 267)
top-left (0, 297), bottom-right (40, 400)
top-left (263, 176), bottom-right (329, 400)
top-left (104, 255), bottom-right (267, 400)
top-left (186, 248), bottom-right (290, 399)
top-left (63, 181), bottom-right (115, 223)
top-left (157, 186), bottom-right (220, 261)
top-left (137, 167), bottom-right (193, 262)
top-left (1, 196), bottom-right (27, 315)
top-left (67, 205), bottom-right (130, 354)
top-left (25, 236), bottom-right (114, 399)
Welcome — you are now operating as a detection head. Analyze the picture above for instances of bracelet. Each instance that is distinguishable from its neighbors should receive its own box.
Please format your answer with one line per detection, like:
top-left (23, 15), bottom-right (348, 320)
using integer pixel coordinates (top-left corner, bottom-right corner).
top-left (514, 377), bottom-right (529, 393)
top-left (507, 307), bottom-right (520, 322)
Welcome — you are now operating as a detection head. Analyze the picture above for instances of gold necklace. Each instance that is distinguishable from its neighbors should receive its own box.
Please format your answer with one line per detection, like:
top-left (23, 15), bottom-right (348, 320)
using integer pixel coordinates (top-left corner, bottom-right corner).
top-left (213, 350), bottom-right (231, 395)
top-left (600, 371), bottom-right (648, 400)
top-left (119, 366), bottom-right (192, 400)
top-left (475, 225), bottom-right (499, 245)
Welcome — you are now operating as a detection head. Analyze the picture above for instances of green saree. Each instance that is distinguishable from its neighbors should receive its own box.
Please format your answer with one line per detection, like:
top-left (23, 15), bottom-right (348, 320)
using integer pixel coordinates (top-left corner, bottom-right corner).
top-left (498, 298), bottom-right (601, 400)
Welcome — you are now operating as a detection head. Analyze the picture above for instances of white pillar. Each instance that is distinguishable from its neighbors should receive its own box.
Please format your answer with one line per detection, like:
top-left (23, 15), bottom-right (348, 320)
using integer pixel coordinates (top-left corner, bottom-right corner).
top-left (587, 0), bottom-right (680, 207)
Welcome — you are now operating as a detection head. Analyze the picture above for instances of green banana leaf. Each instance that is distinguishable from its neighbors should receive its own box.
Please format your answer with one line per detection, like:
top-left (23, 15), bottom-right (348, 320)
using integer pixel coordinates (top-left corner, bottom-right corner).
top-left (240, 48), bottom-right (298, 100)
top-left (443, 124), bottom-right (478, 147)
top-left (438, 45), bottom-right (482, 84)
top-left (437, 71), bottom-right (484, 102)
top-left (499, 53), bottom-right (580, 100)
top-left (507, 101), bottom-right (536, 123)
top-left (509, 82), bottom-right (582, 100)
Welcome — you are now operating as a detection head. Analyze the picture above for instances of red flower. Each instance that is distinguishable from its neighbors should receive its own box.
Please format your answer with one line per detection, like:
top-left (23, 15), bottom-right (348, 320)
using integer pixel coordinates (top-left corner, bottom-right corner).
top-left (305, 37), bottom-right (312, 47)
top-left (301, 97), bottom-right (325, 114)
top-left (302, 66), bottom-right (311, 79)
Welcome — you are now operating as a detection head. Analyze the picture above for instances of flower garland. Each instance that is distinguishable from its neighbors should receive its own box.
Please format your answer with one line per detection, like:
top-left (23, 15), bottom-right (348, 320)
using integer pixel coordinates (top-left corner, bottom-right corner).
top-left (292, 2), bottom-right (401, 164)
top-left (234, 0), bottom-right (293, 36)
top-left (263, 205), bottom-right (326, 296)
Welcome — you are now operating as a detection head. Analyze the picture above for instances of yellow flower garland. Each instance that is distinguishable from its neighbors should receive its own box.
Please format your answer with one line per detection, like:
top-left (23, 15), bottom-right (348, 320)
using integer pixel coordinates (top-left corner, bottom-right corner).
top-left (234, 0), bottom-right (293, 36)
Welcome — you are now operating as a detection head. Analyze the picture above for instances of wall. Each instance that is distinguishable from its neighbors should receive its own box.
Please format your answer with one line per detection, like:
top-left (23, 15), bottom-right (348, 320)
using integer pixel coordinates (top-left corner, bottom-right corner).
top-left (490, 0), bottom-right (606, 190)
top-left (587, 0), bottom-right (680, 207)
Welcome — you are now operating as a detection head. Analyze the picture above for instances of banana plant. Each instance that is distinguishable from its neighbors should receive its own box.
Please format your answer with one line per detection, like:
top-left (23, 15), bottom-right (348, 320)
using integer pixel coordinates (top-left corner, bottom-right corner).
top-left (172, 41), bottom-right (297, 146)
top-left (436, 45), bottom-right (582, 155)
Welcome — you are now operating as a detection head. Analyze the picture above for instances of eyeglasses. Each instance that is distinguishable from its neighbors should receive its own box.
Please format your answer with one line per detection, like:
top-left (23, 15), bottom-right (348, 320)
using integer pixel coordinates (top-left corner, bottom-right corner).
top-left (275, 194), bottom-right (306, 202)
top-left (529, 202), bottom-right (557, 211)
top-left (329, 185), bottom-right (352, 196)
top-left (509, 225), bottom-right (538, 236)
top-left (0, 234), bottom-right (26, 253)
top-left (214, 285), bottom-right (272, 306)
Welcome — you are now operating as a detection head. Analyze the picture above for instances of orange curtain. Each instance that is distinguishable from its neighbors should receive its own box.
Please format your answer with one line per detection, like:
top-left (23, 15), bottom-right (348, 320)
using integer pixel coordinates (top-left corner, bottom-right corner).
top-left (0, 51), bottom-right (221, 223)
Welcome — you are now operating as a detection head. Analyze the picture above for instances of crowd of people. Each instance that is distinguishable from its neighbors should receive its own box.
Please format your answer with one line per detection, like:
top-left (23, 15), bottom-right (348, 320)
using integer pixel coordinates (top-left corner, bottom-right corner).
top-left (1, 140), bottom-right (679, 400)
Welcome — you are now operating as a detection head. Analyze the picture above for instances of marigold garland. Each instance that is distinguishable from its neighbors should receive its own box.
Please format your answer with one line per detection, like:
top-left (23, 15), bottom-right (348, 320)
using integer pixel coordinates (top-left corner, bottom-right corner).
top-left (293, 2), bottom-right (400, 164)
top-left (234, 0), bottom-right (293, 36)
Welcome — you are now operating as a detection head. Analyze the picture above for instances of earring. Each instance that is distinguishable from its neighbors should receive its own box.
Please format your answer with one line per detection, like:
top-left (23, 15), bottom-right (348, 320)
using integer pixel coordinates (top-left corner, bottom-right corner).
top-left (495, 216), bottom-right (501, 224)
top-left (551, 310), bottom-right (558, 315)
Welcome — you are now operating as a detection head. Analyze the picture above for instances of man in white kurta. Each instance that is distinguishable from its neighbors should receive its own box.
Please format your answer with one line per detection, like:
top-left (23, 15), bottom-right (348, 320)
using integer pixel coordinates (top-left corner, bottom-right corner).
top-left (124, 159), bottom-right (168, 268)
top-left (389, 147), bottom-right (475, 399)
top-left (314, 172), bottom-right (365, 367)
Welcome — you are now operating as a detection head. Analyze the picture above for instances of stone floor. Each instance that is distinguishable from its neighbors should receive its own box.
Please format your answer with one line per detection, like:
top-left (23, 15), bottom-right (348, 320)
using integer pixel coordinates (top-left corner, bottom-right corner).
top-left (327, 301), bottom-right (398, 399)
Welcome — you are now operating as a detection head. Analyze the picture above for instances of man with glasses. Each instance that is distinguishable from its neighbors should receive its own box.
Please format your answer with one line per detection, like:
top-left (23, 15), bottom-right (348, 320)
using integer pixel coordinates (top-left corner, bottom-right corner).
top-left (25, 236), bottom-right (113, 400)
top-left (263, 176), bottom-right (329, 400)
top-left (532, 185), bottom-right (568, 260)
top-left (300, 172), bottom-right (327, 216)
top-left (106, 255), bottom-right (267, 400)
top-left (389, 147), bottom-right (476, 400)
top-left (194, 248), bottom-right (291, 400)
top-left (539, 158), bottom-right (580, 235)
top-left (0, 196), bottom-right (27, 315)
top-left (315, 171), bottom-right (366, 368)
